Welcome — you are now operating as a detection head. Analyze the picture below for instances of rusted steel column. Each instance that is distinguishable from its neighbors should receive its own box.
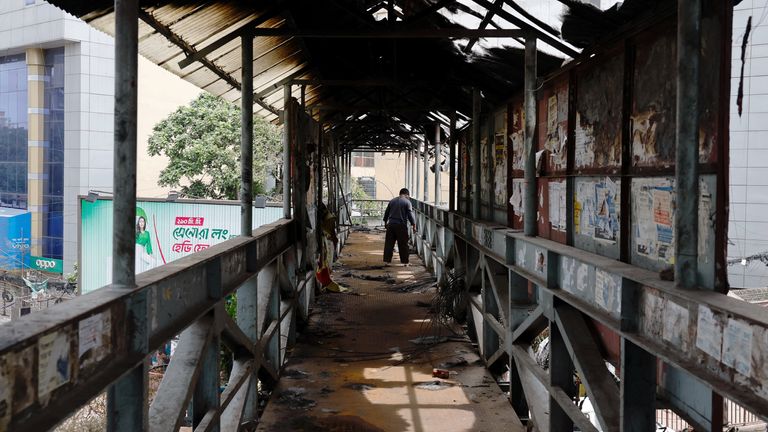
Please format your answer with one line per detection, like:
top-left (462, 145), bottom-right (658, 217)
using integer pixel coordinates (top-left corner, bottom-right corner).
top-left (416, 140), bottom-right (422, 200)
top-left (449, 112), bottom-right (457, 212)
top-left (472, 88), bottom-right (481, 219)
top-left (423, 134), bottom-right (429, 202)
top-left (283, 84), bottom-right (292, 219)
top-left (524, 37), bottom-right (537, 236)
top-left (108, 1), bottom-right (147, 431)
top-left (434, 123), bottom-right (441, 206)
top-left (241, 34), bottom-right (253, 237)
top-left (675, 0), bottom-right (700, 289)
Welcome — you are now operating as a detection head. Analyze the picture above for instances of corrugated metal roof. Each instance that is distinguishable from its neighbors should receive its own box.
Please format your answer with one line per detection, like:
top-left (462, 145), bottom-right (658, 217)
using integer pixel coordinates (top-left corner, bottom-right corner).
top-left (43, 0), bottom-right (596, 148)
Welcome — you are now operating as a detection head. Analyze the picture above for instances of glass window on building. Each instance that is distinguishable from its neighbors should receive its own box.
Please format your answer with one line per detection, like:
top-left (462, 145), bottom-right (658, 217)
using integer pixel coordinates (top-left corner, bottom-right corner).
top-left (0, 53), bottom-right (28, 210)
top-left (43, 48), bottom-right (65, 260)
top-left (352, 151), bottom-right (374, 167)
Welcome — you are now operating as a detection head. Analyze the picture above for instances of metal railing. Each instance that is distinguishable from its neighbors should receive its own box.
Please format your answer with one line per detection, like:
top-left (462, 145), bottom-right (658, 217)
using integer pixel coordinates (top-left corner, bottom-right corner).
top-left (349, 199), bottom-right (388, 226)
top-left (0, 219), bottom-right (318, 431)
top-left (410, 200), bottom-right (768, 431)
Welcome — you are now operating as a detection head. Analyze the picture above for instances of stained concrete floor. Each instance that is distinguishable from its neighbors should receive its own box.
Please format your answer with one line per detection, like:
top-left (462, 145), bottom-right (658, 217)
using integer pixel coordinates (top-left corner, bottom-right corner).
top-left (256, 229), bottom-right (524, 432)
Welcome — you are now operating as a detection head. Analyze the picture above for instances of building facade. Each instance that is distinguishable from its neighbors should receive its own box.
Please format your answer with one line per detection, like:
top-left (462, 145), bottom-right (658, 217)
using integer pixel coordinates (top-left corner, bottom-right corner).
top-left (729, 0), bottom-right (768, 289)
top-left (0, 0), bottom-right (200, 275)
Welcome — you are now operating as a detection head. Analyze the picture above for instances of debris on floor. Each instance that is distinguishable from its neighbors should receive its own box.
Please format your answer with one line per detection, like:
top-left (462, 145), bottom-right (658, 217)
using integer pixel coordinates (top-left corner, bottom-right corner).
top-left (283, 369), bottom-right (309, 379)
top-left (415, 380), bottom-right (454, 391)
top-left (277, 388), bottom-right (317, 410)
top-left (409, 335), bottom-right (448, 345)
top-left (343, 383), bottom-right (376, 391)
top-left (438, 357), bottom-right (469, 369)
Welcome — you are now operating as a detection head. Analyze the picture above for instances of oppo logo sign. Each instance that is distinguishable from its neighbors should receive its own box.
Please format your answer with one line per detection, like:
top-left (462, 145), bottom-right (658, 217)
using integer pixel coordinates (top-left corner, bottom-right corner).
top-left (35, 259), bottom-right (57, 269)
top-left (31, 256), bottom-right (61, 272)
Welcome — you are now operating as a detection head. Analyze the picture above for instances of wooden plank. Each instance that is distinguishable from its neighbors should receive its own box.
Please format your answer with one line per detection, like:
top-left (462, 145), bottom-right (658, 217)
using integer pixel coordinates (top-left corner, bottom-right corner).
top-left (554, 306), bottom-right (620, 432)
top-left (149, 317), bottom-right (213, 432)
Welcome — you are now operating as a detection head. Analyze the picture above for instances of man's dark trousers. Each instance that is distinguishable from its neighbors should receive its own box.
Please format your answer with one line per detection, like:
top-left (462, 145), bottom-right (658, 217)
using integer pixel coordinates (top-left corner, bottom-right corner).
top-left (384, 223), bottom-right (409, 264)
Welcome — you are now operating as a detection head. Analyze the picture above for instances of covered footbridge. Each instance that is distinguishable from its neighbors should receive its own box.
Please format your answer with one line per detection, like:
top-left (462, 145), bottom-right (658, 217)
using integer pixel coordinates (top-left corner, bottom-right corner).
top-left (0, 0), bottom-right (761, 431)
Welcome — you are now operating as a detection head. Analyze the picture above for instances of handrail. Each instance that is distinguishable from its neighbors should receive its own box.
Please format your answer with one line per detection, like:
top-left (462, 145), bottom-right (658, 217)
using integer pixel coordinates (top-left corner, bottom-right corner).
top-left (0, 218), bottom-right (312, 431)
top-left (411, 199), bottom-right (768, 423)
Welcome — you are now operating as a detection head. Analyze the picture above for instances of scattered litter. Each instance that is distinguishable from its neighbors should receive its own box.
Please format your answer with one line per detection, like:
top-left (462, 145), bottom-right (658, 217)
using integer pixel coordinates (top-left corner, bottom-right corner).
top-left (344, 383), bottom-right (376, 391)
top-left (415, 380), bottom-right (454, 391)
top-left (318, 371), bottom-right (332, 378)
top-left (432, 369), bottom-right (450, 379)
top-left (388, 347), bottom-right (400, 352)
top-left (277, 388), bottom-right (317, 410)
top-left (340, 272), bottom-right (396, 284)
top-left (409, 336), bottom-right (448, 345)
top-left (438, 357), bottom-right (468, 369)
top-left (321, 408), bottom-right (341, 414)
top-left (326, 282), bottom-right (349, 293)
top-left (320, 386), bottom-right (335, 394)
top-left (283, 369), bottom-right (309, 379)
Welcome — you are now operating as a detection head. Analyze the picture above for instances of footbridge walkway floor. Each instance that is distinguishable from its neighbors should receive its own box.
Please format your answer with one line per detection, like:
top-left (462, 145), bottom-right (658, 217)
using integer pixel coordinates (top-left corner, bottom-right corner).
top-left (256, 229), bottom-right (523, 432)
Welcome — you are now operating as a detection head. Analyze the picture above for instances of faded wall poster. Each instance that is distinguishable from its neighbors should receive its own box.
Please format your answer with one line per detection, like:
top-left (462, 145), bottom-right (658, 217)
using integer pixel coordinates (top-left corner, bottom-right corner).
top-left (548, 180), bottom-right (566, 231)
top-left (494, 133), bottom-right (507, 207)
top-left (574, 177), bottom-right (620, 242)
top-left (632, 178), bottom-right (675, 264)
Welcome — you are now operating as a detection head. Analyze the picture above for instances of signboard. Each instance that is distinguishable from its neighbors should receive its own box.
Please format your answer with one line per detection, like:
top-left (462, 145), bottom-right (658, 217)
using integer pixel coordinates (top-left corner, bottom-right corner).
top-left (80, 198), bottom-right (282, 293)
top-left (0, 209), bottom-right (31, 270)
top-left (29, 256), bottom-right (63, 274)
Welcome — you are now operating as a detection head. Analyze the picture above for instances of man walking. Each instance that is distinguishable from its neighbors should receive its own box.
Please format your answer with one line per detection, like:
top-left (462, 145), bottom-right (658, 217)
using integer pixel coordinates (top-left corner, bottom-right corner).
top-left (383, 188), bottom-right (417, 266)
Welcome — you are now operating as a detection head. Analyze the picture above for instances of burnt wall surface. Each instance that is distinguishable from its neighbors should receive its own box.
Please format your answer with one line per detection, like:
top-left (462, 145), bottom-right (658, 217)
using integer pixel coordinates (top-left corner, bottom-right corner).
top-left (460, 3), bottom-right (730, 292)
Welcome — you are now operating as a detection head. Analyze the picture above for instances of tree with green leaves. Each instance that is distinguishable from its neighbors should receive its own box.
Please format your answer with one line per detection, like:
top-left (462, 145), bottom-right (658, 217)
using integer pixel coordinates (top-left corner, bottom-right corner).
top-left (147, 93), bottom-right (282, 199)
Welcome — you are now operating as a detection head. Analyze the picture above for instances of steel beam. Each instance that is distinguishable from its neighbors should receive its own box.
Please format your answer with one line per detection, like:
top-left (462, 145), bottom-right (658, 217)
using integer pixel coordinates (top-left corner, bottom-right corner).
top-left (434, 123), bottom-right (441, 206)
top-left (472, 88), bottom-right (481, 219)
top-left (523, 37), bottom-right (537, 236)
top-left (250, 27), bottom-right (526, 38)
top-left (416, 140), bottom-right (422, 200)
top-left (241, 34), bottom-right (254, 237)
top-left (283, 84), bottom-right (292, 219)
top-left (108, 1), bottom-right (145, 430)
top-left (620, 339), bottom-right (657, 432)
top-left (675, 0), bottom-right (700, 289)
top-left (449, 112), bottom-right (457, 212)
top-left (423, 134), bottom-right (429, 202)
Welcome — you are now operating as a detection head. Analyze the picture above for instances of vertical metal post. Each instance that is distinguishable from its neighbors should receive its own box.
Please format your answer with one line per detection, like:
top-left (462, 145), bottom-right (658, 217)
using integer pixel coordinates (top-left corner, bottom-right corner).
top-left (283, 84), bottom-right (292, 219)
top-left (405, 151), bottom-right (410, 193)
top-left (449, 112), bottom-right (457, 212)
top-left (434, 123), bottom-right (441, 206)
top-left (621, 338), bottom-right (657, 431)
top-left (472, 88), bottom-right (482, 219)
top-left (241, 35), bottom-right (253, 237)
top-left (549, 321), bottom-right (575, 430)
top-left (423, 134), bottom-right (429, 202)
top-left (675, 0), bottom-right (700, 289)
top-left (416, 141), bottom-right (422, 201)
top-left (108, 0), bottom-right (146, 430)
top-left (524, 37), bottom-right (537, 236)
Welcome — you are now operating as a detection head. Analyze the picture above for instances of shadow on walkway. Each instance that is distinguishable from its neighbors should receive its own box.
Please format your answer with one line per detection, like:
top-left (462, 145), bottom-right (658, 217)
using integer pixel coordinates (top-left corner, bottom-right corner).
top-left (256, 229), bottom-right (523, 432)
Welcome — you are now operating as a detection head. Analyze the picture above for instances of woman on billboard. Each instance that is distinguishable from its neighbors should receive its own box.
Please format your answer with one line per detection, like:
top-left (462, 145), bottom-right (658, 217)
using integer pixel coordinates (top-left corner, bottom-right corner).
top-left (135, 208), bottom-right (156, 272)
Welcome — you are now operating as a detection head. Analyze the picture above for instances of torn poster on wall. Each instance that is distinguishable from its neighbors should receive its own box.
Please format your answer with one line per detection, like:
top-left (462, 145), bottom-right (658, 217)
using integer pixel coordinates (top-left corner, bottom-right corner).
top-left (544, 88), bottom-right (568, 171)
top-left (495, 133), bottom-right (507, 207)
top-left (575, 112), bottom-right (596, 168)
top-left (574, 177), bottom-right (620, 243)
top-left (510, 107), bottom-right (525, 171)
top-left (631, 107), bottom-right (661, 165)
top-left (509, 178), bottom-right (525, 218)
top-left (548, 180), bottom-right (566, 231)
top-left (632, 177), bottom-right (675, 264)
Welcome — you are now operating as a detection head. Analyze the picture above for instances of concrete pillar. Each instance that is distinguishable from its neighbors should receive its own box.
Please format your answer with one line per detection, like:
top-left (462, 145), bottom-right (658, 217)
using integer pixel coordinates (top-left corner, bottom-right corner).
top-left (26, 48), bottom-right (45, 257)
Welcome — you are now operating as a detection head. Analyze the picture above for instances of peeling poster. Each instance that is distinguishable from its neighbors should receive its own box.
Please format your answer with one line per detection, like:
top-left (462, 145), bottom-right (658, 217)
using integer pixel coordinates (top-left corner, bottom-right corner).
top-left (494, 133), bottom-right (507, 207)
top-left (575, 178), bottom-right (619, 242)
top-left (548, 181), bottom-right (566, 231)
top-left (510, 107), bottom-right (525, 171)
top-left (722, 318), bottom-right (753, 376)
top-left (696, 305), bottom-right (723, 360)
top-left (662, 301), bottom-right (690, 350)
top-left (509, 179), bottom-right (525, 218)
top-left (38, 330), bottom-right (71, 398)
top-left (633, 178), bottom-right (675, 264)
top-left (575, 112), bottom-right (595, 168)
top-left (594, 269), bottom-right (619, 313)
top-left (79, 311), bottom-right (112, 368)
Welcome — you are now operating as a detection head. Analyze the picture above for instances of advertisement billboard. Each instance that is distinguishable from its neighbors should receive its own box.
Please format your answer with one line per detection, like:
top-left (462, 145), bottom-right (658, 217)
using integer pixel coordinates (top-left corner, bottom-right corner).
top-left (80, 198), bottom-right (282, 293)
top-left (0, 208), bottom-right (31, 271)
